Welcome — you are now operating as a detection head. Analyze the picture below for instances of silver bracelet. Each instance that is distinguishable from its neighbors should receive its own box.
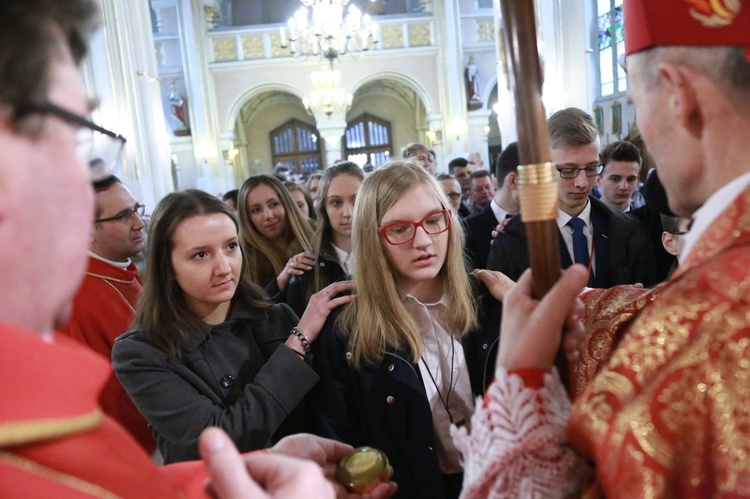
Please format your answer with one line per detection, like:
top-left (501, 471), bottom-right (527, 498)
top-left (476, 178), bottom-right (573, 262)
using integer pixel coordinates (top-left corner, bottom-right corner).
top-left (290, 327), bottom-right (311, 354)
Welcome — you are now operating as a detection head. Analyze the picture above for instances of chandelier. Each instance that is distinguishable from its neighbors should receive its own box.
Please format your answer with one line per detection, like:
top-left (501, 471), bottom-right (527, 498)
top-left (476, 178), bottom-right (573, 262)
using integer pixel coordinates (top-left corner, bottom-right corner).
top-left (279, 0), bottom-right (378, 62)
top-left (303, 65), bottom-right (353, 117)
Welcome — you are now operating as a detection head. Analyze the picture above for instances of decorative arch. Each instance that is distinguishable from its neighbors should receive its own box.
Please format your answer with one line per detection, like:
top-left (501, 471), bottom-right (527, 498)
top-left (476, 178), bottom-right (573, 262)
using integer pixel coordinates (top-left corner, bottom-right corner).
top-left (481, 75), bottom-right (499, 110)
top-left (350, 71), bottom-right (435, 115)
top-left (224, 82), bottom-right (307, 132)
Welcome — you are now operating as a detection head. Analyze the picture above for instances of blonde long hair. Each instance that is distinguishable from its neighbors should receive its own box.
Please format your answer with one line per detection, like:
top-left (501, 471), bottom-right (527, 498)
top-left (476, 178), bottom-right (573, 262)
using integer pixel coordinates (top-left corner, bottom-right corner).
top-left (237, 174), bottom-right (313, 284)
top-left (340, 160), bottom-right (477, 367)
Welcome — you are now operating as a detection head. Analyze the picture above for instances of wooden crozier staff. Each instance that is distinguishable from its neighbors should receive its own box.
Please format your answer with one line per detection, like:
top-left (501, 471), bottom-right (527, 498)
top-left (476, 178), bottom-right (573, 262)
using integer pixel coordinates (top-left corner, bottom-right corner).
top-left (497, 0), bottom-right (570, 389)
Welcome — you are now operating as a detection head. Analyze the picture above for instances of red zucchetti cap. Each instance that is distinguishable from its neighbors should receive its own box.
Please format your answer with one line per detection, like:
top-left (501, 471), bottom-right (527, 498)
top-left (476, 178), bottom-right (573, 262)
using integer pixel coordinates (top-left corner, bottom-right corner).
top-left (624, 0), bottom-right (750, 61)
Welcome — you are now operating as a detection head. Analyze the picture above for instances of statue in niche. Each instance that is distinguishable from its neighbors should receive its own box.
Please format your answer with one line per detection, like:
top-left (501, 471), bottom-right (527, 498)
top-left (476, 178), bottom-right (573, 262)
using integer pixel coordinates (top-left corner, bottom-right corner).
top-left (465, 56), bottom-right (482, 110)
top-left (168, 81), bottom-right (190, 136)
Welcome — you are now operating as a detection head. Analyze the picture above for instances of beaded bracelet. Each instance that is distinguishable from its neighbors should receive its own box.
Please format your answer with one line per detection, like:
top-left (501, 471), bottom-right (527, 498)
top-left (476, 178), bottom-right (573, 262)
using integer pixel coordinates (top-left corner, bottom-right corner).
top-left (290, 327), bottom-right (311, 354)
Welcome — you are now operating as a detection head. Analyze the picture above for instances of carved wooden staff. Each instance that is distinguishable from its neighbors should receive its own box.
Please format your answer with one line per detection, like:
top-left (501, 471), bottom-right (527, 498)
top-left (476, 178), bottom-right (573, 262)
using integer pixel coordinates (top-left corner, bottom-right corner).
top-left (498, 0), bottom-right (569, 388)
top-left (497, 0), bottom-right (560, 297)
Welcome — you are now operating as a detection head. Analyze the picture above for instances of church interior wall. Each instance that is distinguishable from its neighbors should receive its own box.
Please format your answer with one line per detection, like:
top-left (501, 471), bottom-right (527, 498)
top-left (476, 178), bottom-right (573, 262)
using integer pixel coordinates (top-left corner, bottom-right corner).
top-left (88, 0), bottom-right (638, 204)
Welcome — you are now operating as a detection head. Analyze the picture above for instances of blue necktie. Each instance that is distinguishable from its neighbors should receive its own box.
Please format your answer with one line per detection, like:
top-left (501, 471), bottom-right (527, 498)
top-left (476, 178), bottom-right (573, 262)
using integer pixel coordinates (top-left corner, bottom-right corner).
top-left (567, 217), bottom-right (589, 268)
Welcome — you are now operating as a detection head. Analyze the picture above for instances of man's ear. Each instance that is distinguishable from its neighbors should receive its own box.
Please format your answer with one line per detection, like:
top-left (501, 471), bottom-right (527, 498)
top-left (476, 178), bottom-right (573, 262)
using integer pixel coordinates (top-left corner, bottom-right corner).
top-left (659, 62), bottom-right (702, 138)
top-left (661, 231), bottom-right (679, 256)
top-left (506, 172), bottom-right (518, 190)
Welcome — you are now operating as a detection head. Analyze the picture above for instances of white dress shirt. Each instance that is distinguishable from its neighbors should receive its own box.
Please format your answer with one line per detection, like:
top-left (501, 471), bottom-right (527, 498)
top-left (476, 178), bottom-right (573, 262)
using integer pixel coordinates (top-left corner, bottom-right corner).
top-left (402, 294), bottom-right (474, 474)
top-left (556, 200), bottom-right (595, 274)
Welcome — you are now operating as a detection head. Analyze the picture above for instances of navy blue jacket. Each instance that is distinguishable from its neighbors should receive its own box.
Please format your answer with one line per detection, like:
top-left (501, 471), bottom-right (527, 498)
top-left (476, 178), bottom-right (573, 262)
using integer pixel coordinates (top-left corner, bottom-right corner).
top-left (311, 306), bottom-right (498, 498)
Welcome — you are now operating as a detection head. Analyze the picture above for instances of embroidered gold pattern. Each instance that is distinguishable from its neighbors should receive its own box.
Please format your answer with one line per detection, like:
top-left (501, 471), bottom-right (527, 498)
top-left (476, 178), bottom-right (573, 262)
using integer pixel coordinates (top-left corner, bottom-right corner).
top-left (0, 409), bottom-right (102, 447)
top-left (0, 451), bottom-right (119, 498)
top-left (569, 188), bottom-right (750, 495)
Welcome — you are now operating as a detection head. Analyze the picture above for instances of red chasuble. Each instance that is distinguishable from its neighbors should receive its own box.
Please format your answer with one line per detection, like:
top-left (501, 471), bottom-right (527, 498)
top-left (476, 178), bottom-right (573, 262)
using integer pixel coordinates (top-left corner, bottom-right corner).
top-left (59, 256), bottom-right (154, 452)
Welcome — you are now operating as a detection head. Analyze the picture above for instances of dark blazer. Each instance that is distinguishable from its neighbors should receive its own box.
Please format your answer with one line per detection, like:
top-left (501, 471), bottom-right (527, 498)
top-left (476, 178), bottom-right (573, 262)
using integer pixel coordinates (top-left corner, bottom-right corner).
top-left (286, 251), bottom-right (348, 318)
top-left (311, 307), bottom-right (498, 499)
top-left (112, 302), bottom-right (318, 464)
top-left (630, 203), bottom-right (676, 284)
top-left (487, 196), bottom-right (658, 288)
top-left (463, 204), bottom-right (500, 270)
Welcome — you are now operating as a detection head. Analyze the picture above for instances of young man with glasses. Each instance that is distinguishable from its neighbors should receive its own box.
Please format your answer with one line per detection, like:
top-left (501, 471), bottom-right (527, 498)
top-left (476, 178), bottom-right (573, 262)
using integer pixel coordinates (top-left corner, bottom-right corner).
top-left (58, 174), bottom-right (153, 452)
top-left (487, 107), bottom-right (656, 288)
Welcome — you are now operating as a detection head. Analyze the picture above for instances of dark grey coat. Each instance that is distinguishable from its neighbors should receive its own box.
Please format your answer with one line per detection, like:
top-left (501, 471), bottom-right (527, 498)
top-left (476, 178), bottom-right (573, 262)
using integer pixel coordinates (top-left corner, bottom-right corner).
top-left (112, 302), bottom-right (318, 464)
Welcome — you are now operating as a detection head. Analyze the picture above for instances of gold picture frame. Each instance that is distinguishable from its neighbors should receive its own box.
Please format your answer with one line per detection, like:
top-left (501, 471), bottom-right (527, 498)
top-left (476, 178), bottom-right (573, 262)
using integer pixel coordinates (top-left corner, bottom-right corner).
top-left (611, 101), bottom-right (622, 137)
top-left (594, 105), bottom-right (604, 135)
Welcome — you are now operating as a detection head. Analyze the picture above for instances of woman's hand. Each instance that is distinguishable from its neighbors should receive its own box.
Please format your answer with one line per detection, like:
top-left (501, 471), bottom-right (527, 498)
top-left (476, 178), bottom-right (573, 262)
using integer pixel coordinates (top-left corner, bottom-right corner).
top-left (295, 280), bottom-right (356, 343)
top-left (497, 265), bottom-right (588, 371)
top-left (286, 280), bottom-right (356, 354)
top-left (277, 251), bottom-right (316, 291)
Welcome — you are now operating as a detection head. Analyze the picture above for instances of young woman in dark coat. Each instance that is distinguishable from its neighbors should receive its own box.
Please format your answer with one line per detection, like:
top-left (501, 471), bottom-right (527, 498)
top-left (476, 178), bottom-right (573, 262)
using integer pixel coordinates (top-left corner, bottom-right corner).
top-left (287, 162), bottom-right (364, 317)
top-left (312, 161), bottom-right (497, 498)
top-left (112, 189), bottom-right (353, 464)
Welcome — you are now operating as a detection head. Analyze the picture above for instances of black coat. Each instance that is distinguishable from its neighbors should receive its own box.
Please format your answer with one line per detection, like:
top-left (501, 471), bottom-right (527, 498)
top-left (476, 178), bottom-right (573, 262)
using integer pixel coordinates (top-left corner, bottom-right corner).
top-left (311, 307), bottom-right (498, 498)
top-left (112, 302), bottom-right (318, 464)
top-left (286, 251), bottom-right (348, 318)
top-left (487, 196), bottom-right (658, 288)
top-left (630, 203), bottom-right (676, 284)
top-left (463, 204), bottom-right (500, 270)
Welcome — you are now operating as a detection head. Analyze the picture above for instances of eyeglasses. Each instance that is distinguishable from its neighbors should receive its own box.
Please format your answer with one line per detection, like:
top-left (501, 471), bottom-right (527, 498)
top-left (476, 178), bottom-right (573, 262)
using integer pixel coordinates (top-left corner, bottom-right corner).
top-left (378, 209), bottom-right (451, 245)
top-left (668, 231), bottom-right (688, 236)
top-left (95, 203), bottom-right (145, 224)
top-left (446, 192), bottom-right (462, 201)
top-left (15, 102), bottom-right (126, 180)
top-left (556, 164), bottom-right (604, 179)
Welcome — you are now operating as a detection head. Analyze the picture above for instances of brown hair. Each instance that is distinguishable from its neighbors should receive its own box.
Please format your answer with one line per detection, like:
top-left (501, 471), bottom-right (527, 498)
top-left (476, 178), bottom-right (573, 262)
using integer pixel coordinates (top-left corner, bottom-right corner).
top-left (311, 162), bottom-right (364, 292)
top-left (401, 142), bottom-right (430, 159)
top-left (1, 0), bottom-right (98, 135)
top-left (547, 107), bottom-right (599, 150)
top-left (135, 189), bottom-right (268, 359)
top-left (237, 174), bottom-right (313, 285)
top-left (284, 180), bottom-right (316, 221)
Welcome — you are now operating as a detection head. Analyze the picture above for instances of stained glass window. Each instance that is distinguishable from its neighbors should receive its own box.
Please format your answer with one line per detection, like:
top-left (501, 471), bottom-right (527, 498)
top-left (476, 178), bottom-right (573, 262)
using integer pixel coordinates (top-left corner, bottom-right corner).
top-left (344, 113), bottom-right (393, 168)
top-left (270, 119), bottom-right (322, 175)
top-left (597, 0), bottom-right (627, 97)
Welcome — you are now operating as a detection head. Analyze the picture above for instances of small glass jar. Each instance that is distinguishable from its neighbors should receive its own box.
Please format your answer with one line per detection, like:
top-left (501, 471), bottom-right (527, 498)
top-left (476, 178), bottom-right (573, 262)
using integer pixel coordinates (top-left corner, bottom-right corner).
top-left (336, 446), bottom-right (392, 494)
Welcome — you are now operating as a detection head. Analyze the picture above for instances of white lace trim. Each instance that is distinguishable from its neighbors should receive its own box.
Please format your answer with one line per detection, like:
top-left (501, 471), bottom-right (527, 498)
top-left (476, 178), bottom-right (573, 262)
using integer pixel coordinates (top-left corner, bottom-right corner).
top-left (451, 367), bottom-right (590, 498)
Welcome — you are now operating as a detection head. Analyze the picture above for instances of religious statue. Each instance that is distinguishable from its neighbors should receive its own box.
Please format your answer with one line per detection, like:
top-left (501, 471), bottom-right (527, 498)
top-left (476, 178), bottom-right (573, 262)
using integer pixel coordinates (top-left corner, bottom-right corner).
top-left (465, 56), bottom-right (482, 110)
top-left (168, 81), bottom-right (190, 136)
